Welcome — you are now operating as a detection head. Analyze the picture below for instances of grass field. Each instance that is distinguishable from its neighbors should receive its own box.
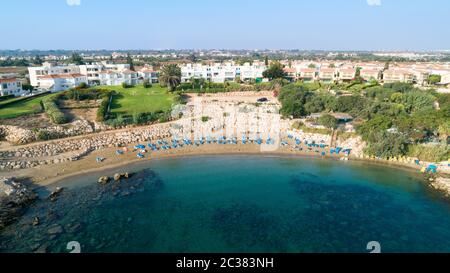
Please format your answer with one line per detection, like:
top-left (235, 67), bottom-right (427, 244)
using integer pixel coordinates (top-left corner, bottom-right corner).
top-left (0, 85), bottom-right (175, 120)
top-left (99, 85), bottom-right (175, 116)
top-left (0, 93), bottom-right (56, 120)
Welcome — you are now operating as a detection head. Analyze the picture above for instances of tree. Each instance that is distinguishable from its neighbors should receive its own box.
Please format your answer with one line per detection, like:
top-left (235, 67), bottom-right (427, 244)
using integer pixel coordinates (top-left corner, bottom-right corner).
top-left (356, 115), bottom-right (392, 142)
top-left (364, 131), bottom-right (408, 158)
top-left (188, 54), bottom-right (198, 63)
top-left (143, 79), bottom-right (152, 88)
top-left (428, 74), bottom-right (441, 85)
top-left (264, 56), bottom-right (269, 66)
top-left (308, 63), bottom-right (316, 69)
top-left (278, 85), bottom-right (312, 118)
top-left (70, 53), bottom-right (85, 65)
top-left (189, 76), bottom-right (197, 89)
top-left (335, 95), bottom-right (366, 113)
top-left (22, 84), bottom-right (34, 94)
top-left (401, 91), bottom-right (435, 113)
top-left (33, 55), bottom-right (43, 65)
top-left (127, 53), bottom-right (135, 71)
top-left (262, 61), bottom-right (286, 81)
top-left (159, 64), bottom-right (181, 92)
top-left (318, 114), bottom-right (338, 129)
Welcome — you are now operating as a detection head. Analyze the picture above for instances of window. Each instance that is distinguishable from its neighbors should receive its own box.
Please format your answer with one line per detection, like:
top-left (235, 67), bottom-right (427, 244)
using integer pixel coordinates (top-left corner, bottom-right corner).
top-left (2, 83), bottom-right (7, 89)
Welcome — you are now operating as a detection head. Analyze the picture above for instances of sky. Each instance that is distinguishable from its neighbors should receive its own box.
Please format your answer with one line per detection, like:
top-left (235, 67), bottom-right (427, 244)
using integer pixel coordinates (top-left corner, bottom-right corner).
top-left (1, 0), bottom-right (449, 51)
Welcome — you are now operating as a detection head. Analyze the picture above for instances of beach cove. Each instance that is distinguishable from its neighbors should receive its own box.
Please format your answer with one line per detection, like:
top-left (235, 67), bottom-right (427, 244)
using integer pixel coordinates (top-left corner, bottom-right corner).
top-left (2, 154), bottom-right (450, 253)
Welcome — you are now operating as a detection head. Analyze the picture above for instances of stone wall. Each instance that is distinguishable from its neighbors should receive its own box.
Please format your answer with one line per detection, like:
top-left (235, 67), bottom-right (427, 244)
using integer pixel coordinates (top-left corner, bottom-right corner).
top-left (0, 124), bottom-right (172, 171)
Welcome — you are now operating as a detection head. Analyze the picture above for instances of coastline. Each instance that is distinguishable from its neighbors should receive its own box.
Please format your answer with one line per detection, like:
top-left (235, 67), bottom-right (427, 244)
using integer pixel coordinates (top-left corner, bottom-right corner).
top-left (6, 143), bottom-right (434, 189)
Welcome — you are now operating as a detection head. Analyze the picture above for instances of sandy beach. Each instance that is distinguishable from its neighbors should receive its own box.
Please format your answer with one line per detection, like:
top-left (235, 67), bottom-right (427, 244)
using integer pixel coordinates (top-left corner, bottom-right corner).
top-left (1, 137), bottom-right (438, 189)
top-left (1, 91), bottom-right (447, 188)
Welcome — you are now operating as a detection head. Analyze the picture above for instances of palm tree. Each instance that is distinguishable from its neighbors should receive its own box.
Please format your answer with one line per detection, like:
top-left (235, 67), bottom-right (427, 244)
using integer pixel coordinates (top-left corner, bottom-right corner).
top-left (159, 64), bottom-right (181, 92)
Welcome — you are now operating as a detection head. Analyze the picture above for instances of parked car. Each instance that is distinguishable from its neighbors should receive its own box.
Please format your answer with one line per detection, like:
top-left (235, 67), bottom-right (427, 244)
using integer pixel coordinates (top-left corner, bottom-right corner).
top-left (257, 97), bottom-right (268, 103)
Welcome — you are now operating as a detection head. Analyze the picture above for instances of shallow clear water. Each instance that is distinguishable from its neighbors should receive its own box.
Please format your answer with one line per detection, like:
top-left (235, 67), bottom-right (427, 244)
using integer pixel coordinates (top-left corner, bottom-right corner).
top-left (1, 155), bottom-right (450, 253)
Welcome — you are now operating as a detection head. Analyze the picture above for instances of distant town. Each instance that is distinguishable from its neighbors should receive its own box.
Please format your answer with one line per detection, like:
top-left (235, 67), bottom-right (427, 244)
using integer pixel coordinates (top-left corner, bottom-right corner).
top-left (1, 50), bottom-right (450, 96)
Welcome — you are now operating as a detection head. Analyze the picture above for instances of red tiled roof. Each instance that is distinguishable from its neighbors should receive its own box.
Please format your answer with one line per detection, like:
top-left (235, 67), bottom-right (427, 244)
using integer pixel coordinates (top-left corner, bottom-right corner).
top-left (38, 73), bottom-right (85, 79)
top-left (319, 68), bottom-right (335, 73)
top-left (122, 69), bottom-right (136, 74)
top-left (0, 78), bottom-right (18, 83)
top-left (283, 67), bottom-right (296, 73)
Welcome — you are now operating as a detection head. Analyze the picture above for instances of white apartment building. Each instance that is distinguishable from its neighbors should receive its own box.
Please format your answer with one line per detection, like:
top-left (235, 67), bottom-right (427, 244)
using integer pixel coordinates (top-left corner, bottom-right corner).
top-left (28, 61), bottom-right (149, 91)
top-left (0, 78), bottom-right (24, 96)
top-left (37, 74), bottom-right (88, 92)
top-left (180, 62), bottom-right (266, 83)
top-left (138, 67), bottom-right (159, 83)
top-left (98, 69), bottom-right (140, 86)
top-left (28, 62), bottom-right (80, 87)
top-left (79, 63), bottom-right (130, 85)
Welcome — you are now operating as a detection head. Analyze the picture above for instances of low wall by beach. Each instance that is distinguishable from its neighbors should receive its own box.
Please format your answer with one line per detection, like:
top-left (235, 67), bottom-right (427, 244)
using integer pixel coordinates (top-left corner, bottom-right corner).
top-left (0, 124), bottom-right (172, 171)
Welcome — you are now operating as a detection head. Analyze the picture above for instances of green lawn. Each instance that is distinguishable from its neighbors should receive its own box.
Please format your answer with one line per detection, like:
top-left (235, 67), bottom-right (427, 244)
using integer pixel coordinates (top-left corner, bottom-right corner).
top-left (99, 85), bottom-right (175, 116)
top-left (0, 85), bottom-right (175, 120)
top-left (0, 93), bottom-right (56, 120)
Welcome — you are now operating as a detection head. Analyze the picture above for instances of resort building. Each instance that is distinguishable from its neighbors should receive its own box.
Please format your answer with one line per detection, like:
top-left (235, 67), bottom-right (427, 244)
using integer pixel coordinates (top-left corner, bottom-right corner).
top-left (0, 77), bottom-right (24, 96)
top-left (382, 69), bottom-right (415, 83)
top-left (359, 69), bottom-right (380, 81)
top-left (138, 67), bottom-right (159, 83)
top-left (98, 70), bottom-right (139, 86)
top-left (27, 61), bottom-right (156, 91)
top-left (283, 67), bottom-right (297, 82)
top-left (36, 74), bottom-right (88, 92)
top-left (337, 68), bottom-right (356, 82)
top-left (318, 68), bottom-right (336, 83)
top-left (299, 68), bottom-right (317, 82)
top-left (28, 62), bottom-right (80, 87)
top-left (180, 62), bottom-right (266, 83)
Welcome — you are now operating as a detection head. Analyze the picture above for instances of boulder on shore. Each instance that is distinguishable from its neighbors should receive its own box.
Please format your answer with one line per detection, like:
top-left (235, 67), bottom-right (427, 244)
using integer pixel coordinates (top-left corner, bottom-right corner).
top-left (430, 177), bottom-right (450, 196)
top-left (114, 173), bottom-right (121, 181)
top-left (0, 177), bottom-right (37, 229)
top-left (98, 176), bottom-right (110, 185)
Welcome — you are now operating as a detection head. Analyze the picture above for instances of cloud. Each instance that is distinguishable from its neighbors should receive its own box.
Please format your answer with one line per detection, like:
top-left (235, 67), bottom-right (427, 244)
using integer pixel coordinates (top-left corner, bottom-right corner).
top-left (367, 0), bottom-right (381, 6)
top-left (67, 0), bottom-right (81, 6)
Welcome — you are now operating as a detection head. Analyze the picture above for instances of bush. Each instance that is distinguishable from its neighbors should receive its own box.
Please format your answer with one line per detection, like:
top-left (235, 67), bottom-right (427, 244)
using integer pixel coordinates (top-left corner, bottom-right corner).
top-left (0, 94), bottom-right (15, 102)
top-left (122, 82), bottom-right (133, 89)
top-left (96, 91), bottom-right (113, 122)
top-left (77, 82), bottom-right (89, 89)
top-left (63, 88), bottom-right (107, 101)
top-left (318, 114), bottom-right (338, 129)
top-left (407, 143), bottom-right (450, 162)
top-left (36, 130), bottom-right (51, 140)
top-left (132, 112), bottom-right (147, 125)
top-left (201, 116), bottom-right (209, 122)
top-left (42, 97), bottom-right (68, 124)
top-left (143, 79), bottom-right (152, 88)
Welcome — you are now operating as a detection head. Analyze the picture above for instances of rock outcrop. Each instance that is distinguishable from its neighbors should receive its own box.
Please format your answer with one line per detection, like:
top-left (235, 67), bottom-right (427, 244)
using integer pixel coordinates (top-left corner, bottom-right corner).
top-left (0, 177), bottom-right (37, 229)
top-left (430, 177), bottom-right (450, 196)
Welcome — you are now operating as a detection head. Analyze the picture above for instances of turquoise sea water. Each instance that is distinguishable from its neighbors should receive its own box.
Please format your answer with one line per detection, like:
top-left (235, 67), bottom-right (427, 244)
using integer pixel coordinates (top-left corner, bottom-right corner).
top-left (1, 155), bottom-right (450, 253)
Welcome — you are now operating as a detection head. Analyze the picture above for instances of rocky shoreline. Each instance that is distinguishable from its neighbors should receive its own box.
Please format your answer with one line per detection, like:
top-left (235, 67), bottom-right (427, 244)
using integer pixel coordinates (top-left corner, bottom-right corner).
top-left (430, 177), bottom-right (450, 197)
top-left (0, 177), bottom-right (37, 230)
top-left (0, 124), bottom-right (172, 171)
